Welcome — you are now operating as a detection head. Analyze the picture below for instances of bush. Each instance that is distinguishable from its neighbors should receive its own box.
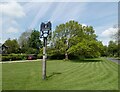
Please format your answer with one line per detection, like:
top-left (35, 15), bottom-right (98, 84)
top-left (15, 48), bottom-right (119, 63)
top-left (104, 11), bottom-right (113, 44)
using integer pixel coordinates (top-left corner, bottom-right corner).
top-left (2, 54), bottom-right (27, 61)
top-left (68, 54), bottom-right (79, 60)
top-left (2, 55), bottom-right (11, 61)
top-left (37, 54), bottom-right (43, 59)
top-left (48, 54), bottom-right (65, 60)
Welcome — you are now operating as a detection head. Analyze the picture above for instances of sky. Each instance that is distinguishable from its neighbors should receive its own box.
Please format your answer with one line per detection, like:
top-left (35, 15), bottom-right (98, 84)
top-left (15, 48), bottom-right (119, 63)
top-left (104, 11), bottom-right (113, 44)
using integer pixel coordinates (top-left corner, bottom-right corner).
top-left (0, 0), bottom-right (119, 46)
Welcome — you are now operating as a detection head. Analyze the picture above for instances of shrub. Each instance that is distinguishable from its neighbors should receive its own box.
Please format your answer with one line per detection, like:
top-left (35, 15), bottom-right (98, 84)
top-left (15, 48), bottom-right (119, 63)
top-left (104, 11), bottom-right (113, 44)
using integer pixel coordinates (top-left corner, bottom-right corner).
top-left (48, 54), bottom-right (65, 60)
top-left (2, 54), bottom-right (27, 61)
top-left (37, 54), bottom-right (43, 59)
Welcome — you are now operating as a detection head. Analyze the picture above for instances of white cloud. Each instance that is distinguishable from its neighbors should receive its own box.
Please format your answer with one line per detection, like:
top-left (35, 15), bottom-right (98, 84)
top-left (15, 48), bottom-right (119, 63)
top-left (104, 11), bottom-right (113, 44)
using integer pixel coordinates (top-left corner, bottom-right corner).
top-left (0, 2), bottom-right (25, 18)
top-left (6, 27), bottom-right (19, 33)
top-left (101, 27), bottom-right (118, 37)
top-left (96, 27), bottom-right (118, 46)
top-left (0, 1), bottom-right (25, 43)
top-left (82, 24), bottom-right (87, 27)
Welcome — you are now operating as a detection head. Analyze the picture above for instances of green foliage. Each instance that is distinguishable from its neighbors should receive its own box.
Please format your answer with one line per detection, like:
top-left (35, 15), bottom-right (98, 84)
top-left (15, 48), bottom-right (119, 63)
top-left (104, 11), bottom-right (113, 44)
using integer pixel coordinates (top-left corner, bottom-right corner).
top-left (38, 47), bottom-right (65, 60)
top-left (28, 29), bottom-right (42, 49)
top-left (68, 40), bottom-right (101, 58)
top-left (2, 20), bottom-right (110, 59)
top-left (110, 26), bottom-right (120, 57)
top-left (100, 45), bottom-right (108, 57)
top-left (18, 29), bottom-right (42, 54)
top-left (3, 29), bottom-right (42, 54)
top-left (2, 54), bottom-right (27, 61)
top-left (25, 48), bottom-right (38, 54)
top-left (107, 40), bottom-right (118, 57)
top-left (18, 31), bottom-right (31, 48)
top-left (52, 20), bottom-right (104, 59)
top-left (37, 54), bottom-right (43, 59)
top-left (18, 31), bottom-right (31, 53)
top-left (4, 38), bottom-right (20, 54)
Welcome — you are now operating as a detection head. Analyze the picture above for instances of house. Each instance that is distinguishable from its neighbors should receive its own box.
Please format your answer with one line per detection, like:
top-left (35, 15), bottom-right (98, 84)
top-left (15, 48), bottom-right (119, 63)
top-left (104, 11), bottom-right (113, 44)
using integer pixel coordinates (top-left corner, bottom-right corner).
top-left (0, 44), bottom-right (8, 54)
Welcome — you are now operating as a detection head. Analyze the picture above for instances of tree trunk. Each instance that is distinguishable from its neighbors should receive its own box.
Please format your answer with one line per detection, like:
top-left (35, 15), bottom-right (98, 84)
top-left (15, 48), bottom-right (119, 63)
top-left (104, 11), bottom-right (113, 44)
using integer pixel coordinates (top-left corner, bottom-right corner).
top-left (65, 51), bottom-right (68, 60)
top-left (65, 38), bottom-right (69, 60)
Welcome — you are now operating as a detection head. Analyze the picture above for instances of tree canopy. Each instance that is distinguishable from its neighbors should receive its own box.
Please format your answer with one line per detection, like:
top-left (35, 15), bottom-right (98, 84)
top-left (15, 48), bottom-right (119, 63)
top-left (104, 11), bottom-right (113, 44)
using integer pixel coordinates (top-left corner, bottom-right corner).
top-left (4, 38), bottom-right (20, 54)
top-left (50, 20), bottom-right (104, 59)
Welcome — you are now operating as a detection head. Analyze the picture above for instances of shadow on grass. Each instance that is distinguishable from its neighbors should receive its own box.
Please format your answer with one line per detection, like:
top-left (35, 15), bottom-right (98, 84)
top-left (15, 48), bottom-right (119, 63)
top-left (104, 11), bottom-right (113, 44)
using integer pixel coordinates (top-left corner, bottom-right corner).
top-left (70, 58), bottom-right (102, 63)
top-left (47, 72), bottom-right (62, 79)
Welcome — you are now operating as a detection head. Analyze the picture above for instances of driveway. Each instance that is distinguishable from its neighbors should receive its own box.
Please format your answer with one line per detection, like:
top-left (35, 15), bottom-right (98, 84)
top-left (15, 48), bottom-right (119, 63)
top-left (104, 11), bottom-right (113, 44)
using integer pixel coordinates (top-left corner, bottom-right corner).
top-left (107, 58), bottom-right (120, 64)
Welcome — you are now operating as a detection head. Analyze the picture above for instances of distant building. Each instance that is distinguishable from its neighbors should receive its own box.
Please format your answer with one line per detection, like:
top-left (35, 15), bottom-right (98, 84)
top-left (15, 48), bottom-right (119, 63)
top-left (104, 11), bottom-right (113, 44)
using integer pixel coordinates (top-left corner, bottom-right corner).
top-left (0, 44), bottom-right (8, 54)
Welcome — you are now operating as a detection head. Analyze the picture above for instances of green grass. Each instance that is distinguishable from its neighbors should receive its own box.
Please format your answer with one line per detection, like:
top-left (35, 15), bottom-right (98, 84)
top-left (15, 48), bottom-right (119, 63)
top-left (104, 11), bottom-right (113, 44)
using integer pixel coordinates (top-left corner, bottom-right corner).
top-left (2, 58), bottom-right (118, 90)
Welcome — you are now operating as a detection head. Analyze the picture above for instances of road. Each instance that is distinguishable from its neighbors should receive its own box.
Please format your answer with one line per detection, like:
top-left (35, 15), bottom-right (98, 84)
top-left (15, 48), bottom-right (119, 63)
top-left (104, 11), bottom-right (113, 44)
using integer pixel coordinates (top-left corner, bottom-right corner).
top-left (0, 59), bottom-right (42, 63)
top-left (107, 58), bottom-right (120, 64)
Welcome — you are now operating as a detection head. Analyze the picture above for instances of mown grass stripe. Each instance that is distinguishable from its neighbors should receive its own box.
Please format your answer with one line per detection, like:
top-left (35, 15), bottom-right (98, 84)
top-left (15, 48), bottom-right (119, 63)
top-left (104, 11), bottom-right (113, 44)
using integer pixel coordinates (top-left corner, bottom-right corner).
top-left (61, 62), bottom-right (92, 80)
top-left (69, 59), bottom-right (117, 88)
top-left (91, 59), bottom-right (118, 89)
top-left (68, 62), bottom-right (105, 84)
top-left (49, 62), bottom-right (103, 87)
top-left (47, 63), bottom-right (87, 84)
top-left (44, 62), bottom-right (94, 87)
top-left (102, 58), bottom-right (118, 71)
top-left (2, 58), bottom-right (118, 90)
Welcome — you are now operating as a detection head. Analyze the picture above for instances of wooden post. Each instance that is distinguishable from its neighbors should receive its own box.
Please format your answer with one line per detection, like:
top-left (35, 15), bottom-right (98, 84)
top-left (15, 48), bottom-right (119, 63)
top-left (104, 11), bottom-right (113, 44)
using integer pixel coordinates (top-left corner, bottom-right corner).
top-left (42, 37), bottom-right (47, 80)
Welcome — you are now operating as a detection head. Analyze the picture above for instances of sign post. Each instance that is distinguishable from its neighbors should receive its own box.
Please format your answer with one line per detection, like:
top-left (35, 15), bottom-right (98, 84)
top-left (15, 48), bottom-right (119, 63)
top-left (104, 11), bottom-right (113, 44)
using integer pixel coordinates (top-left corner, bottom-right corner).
top-left (42, 37), bottom-right (47, 79)
top-left (40, 21), bottom-right (52, 80)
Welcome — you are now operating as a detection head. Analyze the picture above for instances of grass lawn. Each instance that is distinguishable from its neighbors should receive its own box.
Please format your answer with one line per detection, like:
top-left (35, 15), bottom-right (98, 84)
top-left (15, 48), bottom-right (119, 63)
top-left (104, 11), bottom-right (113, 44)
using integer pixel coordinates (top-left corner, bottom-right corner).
top-left (2, 58), bottom-right (118, 90)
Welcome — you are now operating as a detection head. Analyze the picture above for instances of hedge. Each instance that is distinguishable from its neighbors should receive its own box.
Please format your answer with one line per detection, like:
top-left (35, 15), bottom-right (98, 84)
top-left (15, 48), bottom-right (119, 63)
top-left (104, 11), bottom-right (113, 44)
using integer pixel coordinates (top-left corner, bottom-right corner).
top-left (37, 54), bottom-right (43, 59)
top-left (2, 54), bottom-right (27, 61)
top-left (2, 53), bottom-right (81, 61)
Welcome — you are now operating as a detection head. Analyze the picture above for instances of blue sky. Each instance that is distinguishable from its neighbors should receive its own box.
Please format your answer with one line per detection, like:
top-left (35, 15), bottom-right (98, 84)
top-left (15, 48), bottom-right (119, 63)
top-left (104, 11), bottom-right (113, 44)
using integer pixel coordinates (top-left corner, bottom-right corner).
top-left (0, 0), bottom-right (118, 45)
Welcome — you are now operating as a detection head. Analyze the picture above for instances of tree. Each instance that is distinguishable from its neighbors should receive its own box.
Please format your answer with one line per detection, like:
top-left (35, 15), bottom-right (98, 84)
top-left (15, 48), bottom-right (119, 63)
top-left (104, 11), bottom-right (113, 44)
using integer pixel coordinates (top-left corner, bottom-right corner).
top-left (108, 40), bottom-right (118, 57)
top-left (53, 21), bottom-right (83, 59)
top-left (28, 29), bottom-right (42, 49)
top-left (112, 25), bottom-right (120, 57)
top-left (28, 29), bottom-right (42, 54)
top-left (52, 20), bottom-right (102, 59)
top-left (18, 30), bottom-right (32, 53)
top-left (18, 29), bottom-right (42, 54)
top-left (4, 38), bottom-right (20, 54)
top-left (68, 40), bottom-right (104, 58)
top-left (101, 45), bottom-right (108, 57)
